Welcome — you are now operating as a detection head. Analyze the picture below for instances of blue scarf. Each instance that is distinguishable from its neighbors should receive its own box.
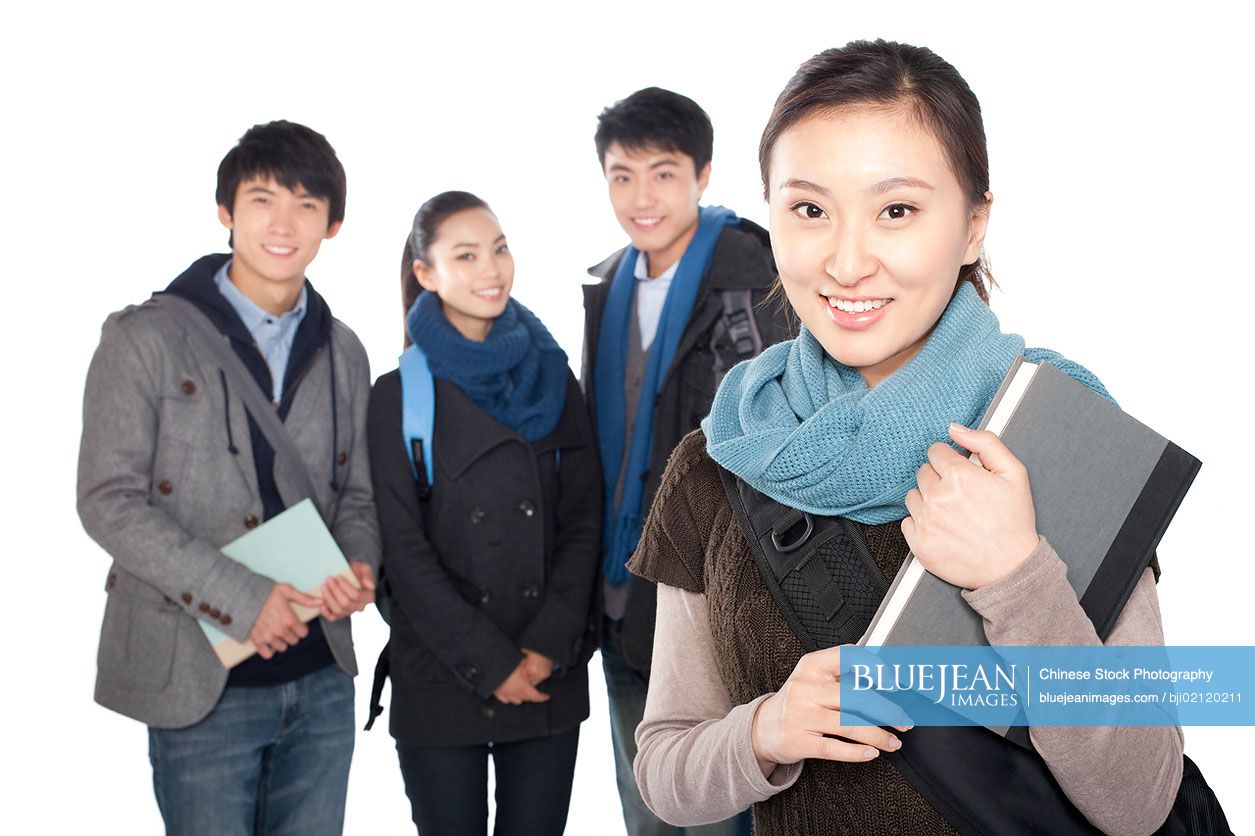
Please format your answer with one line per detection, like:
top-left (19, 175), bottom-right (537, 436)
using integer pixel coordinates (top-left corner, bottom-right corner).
top-left (407, 291), bottom-right (568, 442)
top-left (595, 205), bottom-right (739, 585)
top-left (703, 283), bottom-right (1114, 522)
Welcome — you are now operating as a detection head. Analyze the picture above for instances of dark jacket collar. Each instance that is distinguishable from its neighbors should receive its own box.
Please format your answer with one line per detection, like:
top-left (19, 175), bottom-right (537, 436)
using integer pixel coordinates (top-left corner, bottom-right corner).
top-left (584, 218), bottom-right (775, 291)
top-left (161, 253), bottom-right (334, 351)
top-left (435, 377), bottom-right (586, 481)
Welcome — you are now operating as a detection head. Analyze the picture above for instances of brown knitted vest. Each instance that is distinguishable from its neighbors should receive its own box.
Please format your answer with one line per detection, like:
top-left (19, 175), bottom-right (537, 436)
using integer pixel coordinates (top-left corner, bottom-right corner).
top-left (633, 432), bottom-right (959, 836)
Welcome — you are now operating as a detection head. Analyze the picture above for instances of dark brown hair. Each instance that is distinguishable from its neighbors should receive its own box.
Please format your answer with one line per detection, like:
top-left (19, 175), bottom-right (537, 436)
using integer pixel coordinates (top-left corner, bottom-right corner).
top-left (759, 40), bottom-right (993, 299)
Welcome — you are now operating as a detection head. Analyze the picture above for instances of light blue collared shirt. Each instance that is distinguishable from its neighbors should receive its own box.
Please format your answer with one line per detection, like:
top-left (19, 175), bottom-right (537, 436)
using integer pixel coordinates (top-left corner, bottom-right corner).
top-left (213, 259), bottom-right (308, 404)
top-left (633, 254), bottom-right (678, 352)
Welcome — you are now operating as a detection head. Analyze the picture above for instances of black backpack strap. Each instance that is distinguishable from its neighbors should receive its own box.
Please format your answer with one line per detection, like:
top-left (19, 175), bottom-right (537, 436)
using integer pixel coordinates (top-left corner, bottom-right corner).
top-left (711, 289), bottom-right (764, 388)
top-left (363, 641), bottom-right (390, 731)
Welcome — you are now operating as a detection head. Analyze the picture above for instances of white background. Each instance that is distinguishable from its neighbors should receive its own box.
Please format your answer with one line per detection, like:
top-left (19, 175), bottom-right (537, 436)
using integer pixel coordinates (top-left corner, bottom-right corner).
top-left (2, 1), bottom-right (1252, 833)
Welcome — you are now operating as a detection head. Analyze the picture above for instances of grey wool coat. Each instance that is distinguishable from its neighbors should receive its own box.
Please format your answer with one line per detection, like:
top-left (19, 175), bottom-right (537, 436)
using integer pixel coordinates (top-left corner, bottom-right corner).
top-left (77, 262), bottom-right (380, 729)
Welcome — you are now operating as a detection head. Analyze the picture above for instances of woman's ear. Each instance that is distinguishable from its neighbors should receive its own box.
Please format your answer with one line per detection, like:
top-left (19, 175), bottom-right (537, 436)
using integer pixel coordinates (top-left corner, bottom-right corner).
top-left (413, 259), bottom-right (438, 294)
top-left (963, 191), bottom-right (993, 265)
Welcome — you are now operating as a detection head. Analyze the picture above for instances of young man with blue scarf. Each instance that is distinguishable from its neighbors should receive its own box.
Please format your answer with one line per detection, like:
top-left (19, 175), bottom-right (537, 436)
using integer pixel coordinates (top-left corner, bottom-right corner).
top-left (582, 87), bottom-right (793, 836)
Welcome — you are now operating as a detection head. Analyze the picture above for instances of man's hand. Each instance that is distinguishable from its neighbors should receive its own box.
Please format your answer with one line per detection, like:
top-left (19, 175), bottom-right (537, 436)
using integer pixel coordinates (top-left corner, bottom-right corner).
top-left (320, 560), bottom-right (376, 622)
top-left (248, 583), bottom-right (322, 659)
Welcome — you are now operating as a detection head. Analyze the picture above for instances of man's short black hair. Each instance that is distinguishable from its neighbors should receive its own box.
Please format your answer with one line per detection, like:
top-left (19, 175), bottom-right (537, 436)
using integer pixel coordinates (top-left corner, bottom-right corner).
top-left (594, 87), bottom-right (714, 174)
top-left (216, 120), bottom-right (346, 226)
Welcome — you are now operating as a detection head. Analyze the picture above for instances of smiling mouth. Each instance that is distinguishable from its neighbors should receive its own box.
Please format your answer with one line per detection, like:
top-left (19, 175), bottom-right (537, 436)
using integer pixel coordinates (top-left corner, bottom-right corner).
top-left (631, 216), bottom-right (664, 228)
top-left (473, 287), bottom-right (504, 300)
top-left (263, 245), bottom-right (296, 256)
top-left (824, 295), bottom-right (891, 313)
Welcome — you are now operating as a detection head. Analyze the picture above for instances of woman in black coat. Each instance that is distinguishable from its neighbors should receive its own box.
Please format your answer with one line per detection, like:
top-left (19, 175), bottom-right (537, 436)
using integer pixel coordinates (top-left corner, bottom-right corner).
top-left (367, 191), bottom-right (602, 836)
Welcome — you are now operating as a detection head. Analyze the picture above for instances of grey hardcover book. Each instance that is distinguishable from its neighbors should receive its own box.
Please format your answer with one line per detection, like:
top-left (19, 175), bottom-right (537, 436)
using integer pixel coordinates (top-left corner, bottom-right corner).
top-left (861, 357), bottom-right (1201, 651)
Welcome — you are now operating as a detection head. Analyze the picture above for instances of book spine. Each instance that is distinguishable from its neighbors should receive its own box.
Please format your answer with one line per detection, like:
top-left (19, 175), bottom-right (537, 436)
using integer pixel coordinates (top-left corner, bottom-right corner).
top-left (1080, 441), bottom-right (1202, 640)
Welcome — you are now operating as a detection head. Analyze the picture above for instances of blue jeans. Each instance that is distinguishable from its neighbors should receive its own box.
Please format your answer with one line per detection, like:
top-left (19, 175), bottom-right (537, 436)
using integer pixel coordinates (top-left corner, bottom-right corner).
top-left (601, 618), bottom-right (753, 836)
top-left (148, 665), bottom-right (355, 836)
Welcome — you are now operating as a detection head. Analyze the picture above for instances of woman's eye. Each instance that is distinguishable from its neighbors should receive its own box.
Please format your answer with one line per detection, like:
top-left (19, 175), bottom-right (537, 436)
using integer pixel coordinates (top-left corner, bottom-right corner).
top-left (791, 202), bottom-right (826, 220)
top-left (881, 203), bottom-right (917, 221)
top-left (457, 253), bottom-right (475, 261)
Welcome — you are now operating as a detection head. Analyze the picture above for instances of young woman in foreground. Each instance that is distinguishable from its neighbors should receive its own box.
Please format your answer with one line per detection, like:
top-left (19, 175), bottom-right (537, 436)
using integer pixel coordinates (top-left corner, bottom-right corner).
top-left (368, 192), bottom-right (601, 835)
top-left (629, 42), bottom-right (1183, 836)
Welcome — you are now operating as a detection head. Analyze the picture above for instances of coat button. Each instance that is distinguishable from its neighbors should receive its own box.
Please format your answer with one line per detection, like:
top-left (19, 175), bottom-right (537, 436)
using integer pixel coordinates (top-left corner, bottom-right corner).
top-left (107, 573), bottom-right (117, 589)
top-left (220, 614), bottom-right (232, 626)
top-left (337, 451), bottom-right (348, 466)
top-left (244, 514), bottom-right (260, 529)
top-left (181, 379), bottom-right (197, 395)
top-left (198, 602), bottom-right (211, 613)
top-left (181, 592), bottom-right (193, 605)
top-left (478, 589), bottom-right (491, 605)
top-left (521, 582), bottom-right (540, 599)
top-left (164, 596), bottom-right (175, 606)
top-left (459, 664), bottom-right (480, 685)
top-left (480, 705), bottom-right (495, 719)
top-left (158, 480), bottom-right (173, 495)
top-left (469, 506), bottom-right (486, 524)
top-left (209, 607), bottom-right (221, 619)
top-left (517, 499), bottom-right (536, 518)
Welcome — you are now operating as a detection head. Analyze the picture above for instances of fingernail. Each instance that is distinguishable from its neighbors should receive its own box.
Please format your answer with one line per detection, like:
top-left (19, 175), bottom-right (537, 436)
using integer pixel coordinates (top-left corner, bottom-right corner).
top-left (888, 737), bottom-right (902, 751)
top-left (949, 423), bottom-right (971, 434)
top-left (895, 724), bottom-right (914, 732)
top-left (864, 748), bottom-right (879, 759)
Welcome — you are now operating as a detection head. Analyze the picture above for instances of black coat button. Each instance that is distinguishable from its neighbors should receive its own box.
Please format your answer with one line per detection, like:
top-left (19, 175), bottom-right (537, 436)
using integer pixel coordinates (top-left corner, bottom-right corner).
top-left (478, 589), bottom-right (491, 605)
top-left (244, 515), bottom-right (260, 529)
top-left (181, 379), bottom-right (196, 395)
top-left (158, 480), bottom-right (173, 495)
top-left (517, 499), bottom-right (536, 518)
top-left (521, 582), bottom-right (540, 599)
top-left (469, 507), bottom-right (486, 524)
top-left (480, 705), bottom-right (495, 719)
top-left (459, 665), bottom-right (480, 684)
top-left (181, 592), bottom-right (192, 605)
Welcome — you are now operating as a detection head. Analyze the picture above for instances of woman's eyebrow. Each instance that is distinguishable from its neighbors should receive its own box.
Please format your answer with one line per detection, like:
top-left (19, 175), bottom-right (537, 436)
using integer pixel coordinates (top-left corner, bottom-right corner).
top-left (779, 178), bottom-right (831, 197)
top-left (867, 176), bottom-right (934, 194)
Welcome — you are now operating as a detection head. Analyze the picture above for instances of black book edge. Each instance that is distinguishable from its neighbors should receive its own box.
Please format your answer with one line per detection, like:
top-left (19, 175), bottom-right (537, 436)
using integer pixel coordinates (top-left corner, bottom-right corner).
top-left (1081, 441), bottom-right (1202, 640)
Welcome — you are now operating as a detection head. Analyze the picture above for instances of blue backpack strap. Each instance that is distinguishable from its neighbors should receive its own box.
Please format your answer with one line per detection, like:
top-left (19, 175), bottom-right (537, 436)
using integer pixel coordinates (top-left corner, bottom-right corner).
top-left (399, 345), bottom-right (435, 496)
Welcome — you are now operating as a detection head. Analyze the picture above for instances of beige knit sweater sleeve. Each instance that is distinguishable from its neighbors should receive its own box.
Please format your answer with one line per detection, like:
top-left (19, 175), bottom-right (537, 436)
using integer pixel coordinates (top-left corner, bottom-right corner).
top-left (634, 538), bottom-right (1183, 835)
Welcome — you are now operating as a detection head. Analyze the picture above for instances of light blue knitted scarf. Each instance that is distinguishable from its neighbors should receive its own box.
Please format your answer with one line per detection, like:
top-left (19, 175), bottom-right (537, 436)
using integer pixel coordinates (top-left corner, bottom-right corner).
top-left (702, 283), bottom-right (1113, 523)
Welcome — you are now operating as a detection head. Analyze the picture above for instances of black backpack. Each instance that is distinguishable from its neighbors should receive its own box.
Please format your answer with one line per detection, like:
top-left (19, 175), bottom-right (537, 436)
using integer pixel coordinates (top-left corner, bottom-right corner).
top-left (717, 467), bottom-right (1232, 836)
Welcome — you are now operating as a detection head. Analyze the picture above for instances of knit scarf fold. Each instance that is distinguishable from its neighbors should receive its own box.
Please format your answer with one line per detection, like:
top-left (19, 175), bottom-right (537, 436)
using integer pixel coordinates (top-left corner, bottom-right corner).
top-left (406, 291), bottom-right (568, 442)
top-left (702, 283), bottom-right (1113, 523)
top-left (596, 205), bottom-right (739, 586)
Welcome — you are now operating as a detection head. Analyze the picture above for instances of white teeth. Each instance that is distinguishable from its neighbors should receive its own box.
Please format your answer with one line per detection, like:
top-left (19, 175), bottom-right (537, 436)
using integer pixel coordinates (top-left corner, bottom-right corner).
top-left (474, 288), bottom-right (502, 299)
top-left (826, 296), bottom-right (889, 313)
top-left (263, 245), bottom-right (295, 255)
top-left (634, 217), bottom-right (661, 226)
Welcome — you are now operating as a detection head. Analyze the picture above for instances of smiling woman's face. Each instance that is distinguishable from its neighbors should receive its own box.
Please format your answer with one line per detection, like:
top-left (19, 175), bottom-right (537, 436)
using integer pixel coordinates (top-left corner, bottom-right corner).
top-left (768, 107), bottom-right (991, 387)
top-left (414, 207), bottom-right (514, 342)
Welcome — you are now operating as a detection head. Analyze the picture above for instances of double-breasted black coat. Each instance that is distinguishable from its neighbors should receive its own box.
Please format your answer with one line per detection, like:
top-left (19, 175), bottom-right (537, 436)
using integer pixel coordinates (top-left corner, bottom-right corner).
top-left (367, 369), bottom-right (602, 745)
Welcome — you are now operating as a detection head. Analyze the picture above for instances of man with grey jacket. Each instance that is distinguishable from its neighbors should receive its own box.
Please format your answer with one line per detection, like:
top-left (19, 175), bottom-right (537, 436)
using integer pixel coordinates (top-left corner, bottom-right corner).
top-left (77, 121), bottom-right (380, 836)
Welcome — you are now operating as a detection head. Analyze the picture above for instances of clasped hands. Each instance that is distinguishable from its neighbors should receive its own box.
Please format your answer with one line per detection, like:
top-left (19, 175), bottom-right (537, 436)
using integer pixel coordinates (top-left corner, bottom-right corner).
top-left (750, 425), bottom-right (1040, 775)
top-left (247, 559), bottom-right (376, 660)
top-left (493, 649), bottom-right (555, 705)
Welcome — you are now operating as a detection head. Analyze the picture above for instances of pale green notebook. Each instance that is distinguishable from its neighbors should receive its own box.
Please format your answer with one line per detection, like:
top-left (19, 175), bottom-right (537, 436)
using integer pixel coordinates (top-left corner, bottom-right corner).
top-left (200, 498), bottom-right (356, 667)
